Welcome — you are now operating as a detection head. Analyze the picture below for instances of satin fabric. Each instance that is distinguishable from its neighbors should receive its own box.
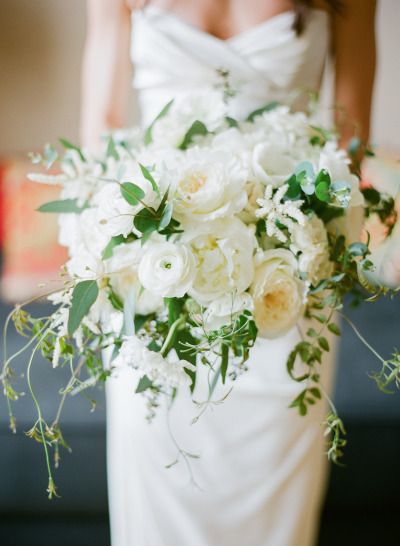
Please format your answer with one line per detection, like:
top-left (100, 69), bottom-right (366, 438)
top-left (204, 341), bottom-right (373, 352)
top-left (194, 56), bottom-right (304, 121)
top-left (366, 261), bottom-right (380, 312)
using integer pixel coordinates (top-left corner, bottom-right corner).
top-left (107, 7), bottom-right (335, 546)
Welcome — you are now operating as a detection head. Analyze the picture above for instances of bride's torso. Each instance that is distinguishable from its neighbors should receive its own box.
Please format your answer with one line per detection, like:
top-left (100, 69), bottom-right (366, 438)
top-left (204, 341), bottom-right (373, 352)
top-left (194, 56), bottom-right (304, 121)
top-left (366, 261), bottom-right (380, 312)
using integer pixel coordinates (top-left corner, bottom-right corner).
top-left (130, 4), bottom-right (331, 124)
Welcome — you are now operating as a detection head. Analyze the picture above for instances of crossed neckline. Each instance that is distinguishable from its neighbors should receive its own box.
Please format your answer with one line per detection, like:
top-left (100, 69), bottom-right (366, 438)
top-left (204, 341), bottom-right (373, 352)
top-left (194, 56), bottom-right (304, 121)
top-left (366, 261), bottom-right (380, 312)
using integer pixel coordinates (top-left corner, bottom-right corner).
top-left (135, 5), bottom-right (328, 44)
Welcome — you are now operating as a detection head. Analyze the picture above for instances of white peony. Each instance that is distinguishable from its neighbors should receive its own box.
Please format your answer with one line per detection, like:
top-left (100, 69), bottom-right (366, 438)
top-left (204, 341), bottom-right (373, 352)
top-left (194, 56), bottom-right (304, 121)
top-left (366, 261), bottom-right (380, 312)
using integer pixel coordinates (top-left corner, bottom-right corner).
top-left (291, 214), bottom-right (333, 285)
top-left (183, 218), bottom-right (256, 306)
top-left (169, 148), bottom-right (248, 224)
top-left (138, 241), bottom-right (196, 298)
top-left (95, 182), bottom-right (137, 238)
top-left (250, 249), bottom-right (306, 338)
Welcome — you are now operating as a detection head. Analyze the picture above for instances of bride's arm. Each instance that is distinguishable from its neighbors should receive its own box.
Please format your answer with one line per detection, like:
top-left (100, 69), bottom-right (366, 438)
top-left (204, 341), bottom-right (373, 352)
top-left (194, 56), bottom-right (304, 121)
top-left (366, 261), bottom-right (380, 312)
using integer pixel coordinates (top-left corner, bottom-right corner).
top-left (80, 0), bottom-right (132, 150)
top-left (332, 0), bottom-right (376, 150)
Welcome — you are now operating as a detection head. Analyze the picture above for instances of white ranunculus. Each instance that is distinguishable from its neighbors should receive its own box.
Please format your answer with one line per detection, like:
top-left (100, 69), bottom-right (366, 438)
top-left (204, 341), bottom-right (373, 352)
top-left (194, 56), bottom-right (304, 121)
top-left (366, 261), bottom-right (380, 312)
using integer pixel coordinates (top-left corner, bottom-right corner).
top-left (252, 141), bottom-right (298, 187)
top-left (138, 241), bottom-right (196, 298)
top-left (250, 249), bottom-right (306, 338)
top-left (291, 214), bottom-right (333, 285)
top-left (170, 148), bottom-right (248, 224)
top-left (183, 219), bottom-right (256, 306)
top-left (318, 142), bottom-right (364, 207)
top-left (113, 336), bottom-right (195, 388)
top-left (59, 207), bottom-right (109, 257)
top-left (203, 292), bottom-right (254, 331)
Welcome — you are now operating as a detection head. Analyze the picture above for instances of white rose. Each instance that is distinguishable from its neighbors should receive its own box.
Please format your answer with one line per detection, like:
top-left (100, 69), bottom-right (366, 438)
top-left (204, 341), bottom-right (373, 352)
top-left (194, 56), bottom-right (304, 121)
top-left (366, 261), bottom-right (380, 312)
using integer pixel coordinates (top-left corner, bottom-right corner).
top-left (203, 292), bottom-right (254, 331)
top-left (183, 218), bottom-right (256, 305)
top-left (169, 148), bottom-right (248, 224)
top-left (250, 249), bottom-right (306, 338)
top-left (138, 241), bottom-right (196, 298)
top-left (291, 214), bottom-right (333, 284)
top-left (252, 141), bottom-right (298, 187)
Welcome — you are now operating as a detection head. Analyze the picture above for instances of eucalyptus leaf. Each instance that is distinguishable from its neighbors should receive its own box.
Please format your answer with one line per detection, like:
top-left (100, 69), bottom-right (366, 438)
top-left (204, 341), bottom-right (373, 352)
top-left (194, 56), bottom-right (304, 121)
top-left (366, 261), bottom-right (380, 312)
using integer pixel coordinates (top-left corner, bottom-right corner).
top-left (159, 202), bottom-right (173, 230)
top-left (139, 163), bottom-right (160, 197)
top-left (120, 182), bottom-right (145, 206)
top-left (67, 280), bottom-right (99, 335)
top-left (37, 199), bottom-right (88, 214)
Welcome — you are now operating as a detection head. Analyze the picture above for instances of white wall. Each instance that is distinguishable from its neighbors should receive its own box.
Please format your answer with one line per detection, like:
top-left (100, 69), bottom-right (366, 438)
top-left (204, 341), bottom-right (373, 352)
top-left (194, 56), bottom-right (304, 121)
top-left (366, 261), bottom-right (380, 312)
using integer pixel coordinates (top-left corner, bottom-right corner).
top-left (0, 0), bottom-right (399, 155)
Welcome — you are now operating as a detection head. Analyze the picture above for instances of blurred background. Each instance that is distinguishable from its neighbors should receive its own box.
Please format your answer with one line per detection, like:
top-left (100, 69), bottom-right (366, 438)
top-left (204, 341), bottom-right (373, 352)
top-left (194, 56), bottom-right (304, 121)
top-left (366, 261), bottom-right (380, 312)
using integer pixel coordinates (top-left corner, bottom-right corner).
top-left (0, 1), bottom-right (399, 545)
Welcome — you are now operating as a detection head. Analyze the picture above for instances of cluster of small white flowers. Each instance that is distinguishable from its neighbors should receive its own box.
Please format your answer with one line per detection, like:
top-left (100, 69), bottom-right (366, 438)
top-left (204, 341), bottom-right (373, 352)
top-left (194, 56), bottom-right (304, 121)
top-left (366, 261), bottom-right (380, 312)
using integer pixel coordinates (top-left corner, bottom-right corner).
top-left (255, 184), bottom-right (306, 243)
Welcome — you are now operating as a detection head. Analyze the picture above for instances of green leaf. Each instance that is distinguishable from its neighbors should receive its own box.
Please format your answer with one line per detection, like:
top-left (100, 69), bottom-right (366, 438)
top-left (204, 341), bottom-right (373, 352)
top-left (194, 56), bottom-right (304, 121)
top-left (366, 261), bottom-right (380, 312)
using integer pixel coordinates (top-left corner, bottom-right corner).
top-left (37, 199), bottom-right (88, 214)
top-left (133, 207), bottom-right (159, 235)
top-left (246, 101), bottom-right (279, 122)
top-left (136, 375), bottom-right (153, 393)
top-left (179, 120), bottom-right (208, 150)
top-left (220, 342), bottom-right (229, 384)
top-left (318, 336), bottom-right (330, 352)
top-left (102, 235), bottom-right (125, 260)
top-left (285, 174), bottom-right (301, 200)
top-left (139, 163), bottom-right (160, 197)
top-left (123, 289), bottom-right (136, 336)
top-left (67, 280), bottom-right (99, 335)
top-left (107, 288), bottom-right (123, 311)
top-left (159, 202), bottom-right (173, 230)
top-left (106, 136), bottom-right (119, 160)
top-left (315, 181), bottom-right (331, 202)
top-left (120, 182), bottom-right (145, 206)
top-left (59, 138), bottom-right (85, 162)
top-left (362, 187), bottom-right (381, 205)
top-left (225, 116), bottom-right (239, 128)
top-left (328, 323), bottom-right (341, 336)
top-left (348, 242), bottom-right (368, 257)
top-left (144, 99), bottom-right (174, 145)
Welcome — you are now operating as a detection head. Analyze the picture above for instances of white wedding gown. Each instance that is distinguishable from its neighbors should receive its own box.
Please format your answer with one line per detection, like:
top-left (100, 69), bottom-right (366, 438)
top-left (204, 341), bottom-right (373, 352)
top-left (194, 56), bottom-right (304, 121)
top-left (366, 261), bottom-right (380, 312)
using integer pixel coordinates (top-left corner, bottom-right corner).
top-left (106, 7), bottom-right (335, 546)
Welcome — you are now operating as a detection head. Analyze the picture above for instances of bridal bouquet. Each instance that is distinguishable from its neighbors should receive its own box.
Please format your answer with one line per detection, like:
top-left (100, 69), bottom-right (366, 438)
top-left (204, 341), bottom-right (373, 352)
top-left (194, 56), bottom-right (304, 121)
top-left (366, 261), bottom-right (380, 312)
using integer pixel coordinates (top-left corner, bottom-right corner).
top-left (2, 91), bottom-right (399, 497)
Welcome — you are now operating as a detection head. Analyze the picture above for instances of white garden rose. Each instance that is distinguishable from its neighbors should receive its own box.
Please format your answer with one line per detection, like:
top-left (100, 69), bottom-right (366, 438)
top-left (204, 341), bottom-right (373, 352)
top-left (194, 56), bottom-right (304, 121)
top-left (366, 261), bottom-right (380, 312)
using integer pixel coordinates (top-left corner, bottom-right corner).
top-left (252, 141), bottom-right (298, 187)
top-left (138, 241), bottom-right (196, 298)
top-left (203, 292), bottom-right (254, 331)
top-left (183, 218), bottom-right (256, 305)
top-left (169, 148), bottom-right (248, 224)
top-left (291, 214), bottom-right (333, 285)
top-left (250, 249), bottom-right (306, 338)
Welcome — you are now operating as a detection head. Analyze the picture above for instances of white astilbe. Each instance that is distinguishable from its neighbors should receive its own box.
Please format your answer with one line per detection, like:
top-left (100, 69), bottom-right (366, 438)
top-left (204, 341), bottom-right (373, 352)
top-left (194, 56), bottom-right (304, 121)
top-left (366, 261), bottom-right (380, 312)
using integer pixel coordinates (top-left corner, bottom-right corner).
top-left (256, 184), bottom-right (306, 243)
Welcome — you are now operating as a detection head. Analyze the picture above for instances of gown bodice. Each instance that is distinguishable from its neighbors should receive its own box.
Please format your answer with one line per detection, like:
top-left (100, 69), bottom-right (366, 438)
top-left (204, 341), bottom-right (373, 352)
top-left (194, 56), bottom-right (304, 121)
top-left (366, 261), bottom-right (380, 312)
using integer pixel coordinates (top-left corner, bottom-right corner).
top-left (131, 6), bottom-right (330, 124)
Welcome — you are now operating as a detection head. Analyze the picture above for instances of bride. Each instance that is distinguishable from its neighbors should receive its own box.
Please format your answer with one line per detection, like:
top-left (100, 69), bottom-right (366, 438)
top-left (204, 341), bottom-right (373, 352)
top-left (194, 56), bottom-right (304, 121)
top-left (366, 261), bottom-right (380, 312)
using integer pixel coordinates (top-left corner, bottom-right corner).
top-left (80, 1), bottom-right (376, 545)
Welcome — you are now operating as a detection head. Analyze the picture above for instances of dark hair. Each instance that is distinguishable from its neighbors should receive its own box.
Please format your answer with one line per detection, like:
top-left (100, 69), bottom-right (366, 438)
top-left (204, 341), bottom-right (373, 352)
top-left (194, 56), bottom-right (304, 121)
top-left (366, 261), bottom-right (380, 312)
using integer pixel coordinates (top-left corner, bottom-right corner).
top-left (292, 0), bottom-right (342, 34)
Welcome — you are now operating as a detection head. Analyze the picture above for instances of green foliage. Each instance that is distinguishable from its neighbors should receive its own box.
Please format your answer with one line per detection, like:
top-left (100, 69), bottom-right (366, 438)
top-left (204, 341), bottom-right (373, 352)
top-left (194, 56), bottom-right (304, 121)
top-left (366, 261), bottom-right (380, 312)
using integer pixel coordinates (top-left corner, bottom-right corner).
top-left (120, 182), bottom-right (145, 206)
top-left (139, 163), bottom-right (160, 197)
top-left (59, 138), bottom-right (85, 162)
top-left (246, 101), bottom-right (279, 122)
top-left (136, 375), bottom-right (154, 393)
top-left (106, 136), bottom-right (119, 160)
top-left (179, 120), bottom-right (209, 150)
top-left (67, 281), bottom-right (99, 335)
top-left (37, 199), bottom-right (89, 214)
top-left (144, 99), bottom-right (174, 145)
